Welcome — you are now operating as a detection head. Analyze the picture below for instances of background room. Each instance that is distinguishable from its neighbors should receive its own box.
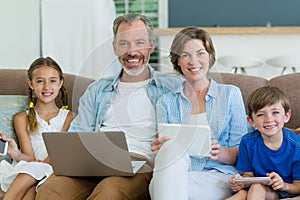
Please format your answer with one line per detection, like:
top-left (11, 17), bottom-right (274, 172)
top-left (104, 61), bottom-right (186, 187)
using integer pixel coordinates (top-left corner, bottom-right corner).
top-left (1, 0), bottom-right (300, 80)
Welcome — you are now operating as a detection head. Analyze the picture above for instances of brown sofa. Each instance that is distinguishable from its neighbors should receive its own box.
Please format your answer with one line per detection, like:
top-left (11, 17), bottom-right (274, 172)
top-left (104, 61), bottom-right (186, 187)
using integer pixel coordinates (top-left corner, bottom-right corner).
top-left (0, 69), bottom-right (300, 199)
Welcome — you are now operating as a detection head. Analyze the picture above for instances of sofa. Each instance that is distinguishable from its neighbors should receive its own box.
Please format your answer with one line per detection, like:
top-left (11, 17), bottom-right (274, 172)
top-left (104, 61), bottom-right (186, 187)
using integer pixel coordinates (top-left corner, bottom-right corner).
top-left (0, 69), bottom-right (300, 199)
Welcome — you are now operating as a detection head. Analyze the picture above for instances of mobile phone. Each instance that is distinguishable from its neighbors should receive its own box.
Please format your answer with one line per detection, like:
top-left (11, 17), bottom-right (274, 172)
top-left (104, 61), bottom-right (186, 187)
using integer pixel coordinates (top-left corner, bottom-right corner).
top-left (0, 137), bottom-right (8, 156)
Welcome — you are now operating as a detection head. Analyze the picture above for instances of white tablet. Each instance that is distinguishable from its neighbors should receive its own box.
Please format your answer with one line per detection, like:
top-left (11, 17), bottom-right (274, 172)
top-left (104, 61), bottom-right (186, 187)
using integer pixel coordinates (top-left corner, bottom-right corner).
top-left (233, 177), bottom-right (271, 185)
top-left (158, 123), bottom-right (211, 157)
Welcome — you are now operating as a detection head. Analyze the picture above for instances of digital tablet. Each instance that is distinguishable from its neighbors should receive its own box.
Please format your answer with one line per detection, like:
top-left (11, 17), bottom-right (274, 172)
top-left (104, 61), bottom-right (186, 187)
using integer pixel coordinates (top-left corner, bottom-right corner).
top-left (233, 177), bottom-right (271, 185)
top-left (158, 123), bottom-right (211, 157)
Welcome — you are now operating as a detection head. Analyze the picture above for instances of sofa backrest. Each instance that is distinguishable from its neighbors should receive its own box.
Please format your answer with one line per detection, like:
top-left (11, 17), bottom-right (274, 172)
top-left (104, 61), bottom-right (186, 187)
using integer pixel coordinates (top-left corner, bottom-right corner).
top-left (268, 73), bottom-right (300, 129)
top-left (209, 72), bottom-right (300, 129)
top-left (1, 69), bottom-right (299, 129)
top-left (208, 72), bottom-right (268, 107)
top-left (0, 69), bottom-right (95, 113)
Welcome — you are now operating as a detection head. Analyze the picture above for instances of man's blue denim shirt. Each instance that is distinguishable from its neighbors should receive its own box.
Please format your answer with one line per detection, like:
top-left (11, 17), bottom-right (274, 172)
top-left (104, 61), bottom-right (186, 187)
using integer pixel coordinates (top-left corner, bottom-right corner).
top-left (69, 65), bottom-right (183, 134)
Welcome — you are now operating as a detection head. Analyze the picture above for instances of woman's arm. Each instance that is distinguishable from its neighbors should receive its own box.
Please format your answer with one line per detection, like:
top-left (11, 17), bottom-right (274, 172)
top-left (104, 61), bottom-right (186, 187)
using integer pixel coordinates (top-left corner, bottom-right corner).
top-left (211, 87), bottom-right (248, 165)
top-left (210, 140), bottom-right (238, 165)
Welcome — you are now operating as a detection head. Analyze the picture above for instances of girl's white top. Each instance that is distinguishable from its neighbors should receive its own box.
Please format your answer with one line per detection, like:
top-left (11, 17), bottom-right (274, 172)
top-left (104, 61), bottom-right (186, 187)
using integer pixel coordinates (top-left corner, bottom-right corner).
top-left (0, 109), bottom-right (69, 192)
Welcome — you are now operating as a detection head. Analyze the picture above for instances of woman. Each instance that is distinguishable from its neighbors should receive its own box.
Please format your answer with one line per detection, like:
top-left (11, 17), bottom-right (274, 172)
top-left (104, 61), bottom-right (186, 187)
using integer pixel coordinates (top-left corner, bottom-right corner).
top-left (149, 27), bottom-right (249, 200)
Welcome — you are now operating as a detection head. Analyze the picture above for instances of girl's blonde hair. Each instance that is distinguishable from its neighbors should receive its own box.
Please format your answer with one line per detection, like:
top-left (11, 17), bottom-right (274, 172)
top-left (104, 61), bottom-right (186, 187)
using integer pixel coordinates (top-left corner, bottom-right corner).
top-left (27, 57), bottom-right (68, 133)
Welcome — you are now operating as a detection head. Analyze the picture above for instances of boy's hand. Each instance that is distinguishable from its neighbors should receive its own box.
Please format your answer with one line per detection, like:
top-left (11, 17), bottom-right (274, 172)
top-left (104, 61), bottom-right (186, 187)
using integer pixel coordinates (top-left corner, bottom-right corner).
top-left (228, 174), bottom-right (245, 192)
top-left (267, 172), bottom-right (286, 191)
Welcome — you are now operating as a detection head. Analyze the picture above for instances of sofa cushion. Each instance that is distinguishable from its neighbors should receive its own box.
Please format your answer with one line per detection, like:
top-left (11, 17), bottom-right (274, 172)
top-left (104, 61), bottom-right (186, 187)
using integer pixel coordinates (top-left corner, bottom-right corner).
top-left (63, 73), bottom-right (95, 113)
top-left (0, 95), bottom-right (28, 161)
top-left (0, 70), bottom-right (28, 95)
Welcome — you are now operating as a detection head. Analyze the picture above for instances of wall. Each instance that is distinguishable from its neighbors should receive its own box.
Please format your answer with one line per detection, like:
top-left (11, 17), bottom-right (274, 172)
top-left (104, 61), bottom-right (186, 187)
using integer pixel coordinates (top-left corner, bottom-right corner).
top-left (1, 2), bottom-right (300, 80)
top-left (0, 0), bottom-right (118, 79)
top-left (0, 0), bottom-right (40, 68)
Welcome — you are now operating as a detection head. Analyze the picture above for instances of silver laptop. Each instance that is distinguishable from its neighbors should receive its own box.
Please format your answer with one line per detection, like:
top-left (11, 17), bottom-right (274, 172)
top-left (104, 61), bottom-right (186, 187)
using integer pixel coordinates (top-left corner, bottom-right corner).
top-left (158, 124), bottom-right (212, 157)
top-left (42, 131), bottom-right (146, 177)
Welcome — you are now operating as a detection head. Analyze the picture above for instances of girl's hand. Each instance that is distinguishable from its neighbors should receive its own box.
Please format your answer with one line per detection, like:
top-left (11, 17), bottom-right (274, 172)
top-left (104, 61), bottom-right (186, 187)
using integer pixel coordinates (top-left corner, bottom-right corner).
top-left (151, 132), bottom-right (170, 155)
top-left (0, 132), bottom-right (21, 159)
top-left (210, 139), bottom-right (221, 160)
top-left (267, 172), bottom-right (286, 191)
top-left (228, 174), bottom-right (245, 192)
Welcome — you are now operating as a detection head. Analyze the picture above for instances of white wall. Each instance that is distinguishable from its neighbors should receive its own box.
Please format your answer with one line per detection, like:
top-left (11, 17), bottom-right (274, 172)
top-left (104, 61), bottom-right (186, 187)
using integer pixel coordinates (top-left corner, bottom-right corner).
top-left (158, 34), bottom-right (300, 80)
top-left (0, 0), bottom-right (40, 68)
top-left (0, 0), bottom-right (118, 79)
top-left (1, 1), bottom-right (300, 80)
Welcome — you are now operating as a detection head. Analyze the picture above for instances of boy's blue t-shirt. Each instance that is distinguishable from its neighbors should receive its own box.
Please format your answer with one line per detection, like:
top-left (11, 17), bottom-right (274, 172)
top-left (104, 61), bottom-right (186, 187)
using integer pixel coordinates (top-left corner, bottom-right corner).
top-left (237, 128), bottom-right (300, 183)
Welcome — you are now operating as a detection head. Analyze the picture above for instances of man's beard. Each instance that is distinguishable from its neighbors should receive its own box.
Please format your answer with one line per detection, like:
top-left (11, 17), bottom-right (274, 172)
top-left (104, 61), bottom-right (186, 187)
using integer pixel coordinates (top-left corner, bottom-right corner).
top-left (121, 54), bottom-right (149, 77)
top-left (122, 63), bottom-right (147, 77)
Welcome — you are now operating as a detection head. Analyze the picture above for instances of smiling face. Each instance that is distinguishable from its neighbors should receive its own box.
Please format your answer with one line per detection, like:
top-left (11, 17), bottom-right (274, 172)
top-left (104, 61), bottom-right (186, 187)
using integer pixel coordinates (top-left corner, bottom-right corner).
top-left (177, 39), bottom-right (210, 82)
top-left (113, 20), bottom-right (155, 78)
top-left (170, 27), bottom-right (215, 78)
top-left (246, 86), bottom-right (291, 140)
top-left (248, 102), bottom-right (291, 138)
top-left (28, 66), bottom-right (63, 105)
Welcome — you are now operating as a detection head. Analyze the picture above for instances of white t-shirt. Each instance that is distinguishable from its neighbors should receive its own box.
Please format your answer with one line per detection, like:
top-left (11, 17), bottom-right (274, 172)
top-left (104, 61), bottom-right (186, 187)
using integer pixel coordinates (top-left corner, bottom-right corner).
top-left (189, 113), bottom-right (209, 126)
top-left (100, 79), bottom-right (156, 159)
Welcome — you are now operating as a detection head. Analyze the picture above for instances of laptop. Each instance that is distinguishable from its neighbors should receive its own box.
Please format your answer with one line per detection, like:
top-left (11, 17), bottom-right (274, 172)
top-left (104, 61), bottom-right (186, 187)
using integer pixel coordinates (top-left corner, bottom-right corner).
top-left (42, 131), bottom-right (146, 177)
top-left (158, 124), bottom-right (212, 157)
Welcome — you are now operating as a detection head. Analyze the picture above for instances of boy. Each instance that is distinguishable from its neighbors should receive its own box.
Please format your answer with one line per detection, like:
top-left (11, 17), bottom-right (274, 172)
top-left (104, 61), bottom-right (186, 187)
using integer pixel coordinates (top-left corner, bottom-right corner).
top-left (228, 86), bottom-right (300, 200)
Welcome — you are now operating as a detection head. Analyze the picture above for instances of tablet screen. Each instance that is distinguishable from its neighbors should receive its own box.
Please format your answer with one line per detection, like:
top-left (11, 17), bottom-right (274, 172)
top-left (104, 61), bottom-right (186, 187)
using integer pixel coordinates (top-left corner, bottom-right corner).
top-left (158, 124), bottom-right (211, 157)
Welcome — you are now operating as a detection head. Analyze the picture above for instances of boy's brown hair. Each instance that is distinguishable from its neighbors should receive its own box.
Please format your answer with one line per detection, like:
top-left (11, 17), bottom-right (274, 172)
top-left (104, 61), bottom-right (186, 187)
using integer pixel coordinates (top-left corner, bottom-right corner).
top-left (246, 86), bottom-right (291, 119)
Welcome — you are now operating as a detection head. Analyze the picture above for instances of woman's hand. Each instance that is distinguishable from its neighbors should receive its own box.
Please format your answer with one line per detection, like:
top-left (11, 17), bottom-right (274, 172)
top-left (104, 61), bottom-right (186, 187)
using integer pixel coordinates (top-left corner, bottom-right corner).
top-left (210, 139), bottom-right (239, 165)
top-left (210, 139), bottom-right (221, 160)
top-left (151, 132), bottom-right (170, 155)
top-left (228, 174), bottom-right (245, 192)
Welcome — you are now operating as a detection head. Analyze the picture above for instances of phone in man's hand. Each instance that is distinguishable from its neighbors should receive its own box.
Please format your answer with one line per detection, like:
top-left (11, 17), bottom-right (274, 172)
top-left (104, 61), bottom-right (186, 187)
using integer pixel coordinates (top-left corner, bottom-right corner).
top-left (0, 137), bottom-right (8, 156)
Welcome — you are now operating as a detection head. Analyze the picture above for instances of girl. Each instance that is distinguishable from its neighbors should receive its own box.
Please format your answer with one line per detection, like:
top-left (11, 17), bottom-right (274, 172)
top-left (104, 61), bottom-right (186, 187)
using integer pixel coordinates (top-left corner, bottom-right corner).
top-left (0, 57), bottom-right (74, 199)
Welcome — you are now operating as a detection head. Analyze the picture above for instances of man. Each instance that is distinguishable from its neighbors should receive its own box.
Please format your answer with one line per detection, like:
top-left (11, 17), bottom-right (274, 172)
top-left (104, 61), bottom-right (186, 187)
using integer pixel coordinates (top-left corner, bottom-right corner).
top-left (36, 13), bottom-right (183, 199)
